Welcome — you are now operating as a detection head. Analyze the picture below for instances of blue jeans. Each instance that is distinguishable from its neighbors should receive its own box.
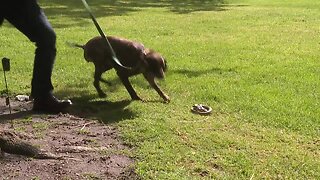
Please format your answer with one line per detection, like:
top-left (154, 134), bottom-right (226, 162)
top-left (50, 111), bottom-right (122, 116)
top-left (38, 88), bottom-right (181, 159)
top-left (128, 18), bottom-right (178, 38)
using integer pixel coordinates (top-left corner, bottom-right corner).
top-left (1, 0), bottom-right (56, 98)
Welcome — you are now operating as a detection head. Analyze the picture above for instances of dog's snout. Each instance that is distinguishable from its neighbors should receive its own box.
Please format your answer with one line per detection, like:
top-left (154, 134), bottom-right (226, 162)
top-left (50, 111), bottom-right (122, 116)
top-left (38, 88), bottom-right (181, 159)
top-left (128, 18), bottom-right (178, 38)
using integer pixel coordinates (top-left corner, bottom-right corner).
top-left (155, 68), bottom-right (165, 79)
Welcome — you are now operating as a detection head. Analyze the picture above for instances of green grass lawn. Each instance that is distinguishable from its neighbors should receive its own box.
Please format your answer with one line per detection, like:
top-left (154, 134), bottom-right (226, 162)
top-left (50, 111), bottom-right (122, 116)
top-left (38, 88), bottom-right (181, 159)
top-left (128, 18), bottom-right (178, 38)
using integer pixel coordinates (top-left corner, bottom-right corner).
top-left (1, 0), bottom-right (319, 179)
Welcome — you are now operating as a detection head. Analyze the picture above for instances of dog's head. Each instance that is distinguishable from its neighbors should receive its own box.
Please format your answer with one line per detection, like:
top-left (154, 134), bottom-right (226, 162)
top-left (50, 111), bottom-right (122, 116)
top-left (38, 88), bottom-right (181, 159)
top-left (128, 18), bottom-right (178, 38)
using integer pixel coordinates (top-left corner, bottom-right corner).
top-left (144, 49), bottom-right (167, 79)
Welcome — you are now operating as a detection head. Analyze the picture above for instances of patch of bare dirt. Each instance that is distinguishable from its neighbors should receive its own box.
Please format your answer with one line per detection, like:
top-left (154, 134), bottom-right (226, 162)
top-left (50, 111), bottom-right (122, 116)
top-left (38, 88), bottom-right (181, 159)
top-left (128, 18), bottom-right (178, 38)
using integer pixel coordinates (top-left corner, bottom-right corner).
top-left (0, 97), bottom-right (139, 180)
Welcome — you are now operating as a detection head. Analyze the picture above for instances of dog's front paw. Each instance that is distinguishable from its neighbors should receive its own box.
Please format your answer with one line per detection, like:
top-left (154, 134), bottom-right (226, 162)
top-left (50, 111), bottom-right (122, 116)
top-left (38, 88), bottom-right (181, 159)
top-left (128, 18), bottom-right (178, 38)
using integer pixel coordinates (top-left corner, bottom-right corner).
top-left (162, 94), bottom-right (170, 103)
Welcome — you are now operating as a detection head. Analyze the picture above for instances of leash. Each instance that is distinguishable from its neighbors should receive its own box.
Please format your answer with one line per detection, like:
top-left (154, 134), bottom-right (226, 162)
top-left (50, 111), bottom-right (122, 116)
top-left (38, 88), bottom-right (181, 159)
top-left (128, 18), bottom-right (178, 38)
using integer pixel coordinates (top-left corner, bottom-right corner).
top-left (81, 0), bottom-right (131, 70)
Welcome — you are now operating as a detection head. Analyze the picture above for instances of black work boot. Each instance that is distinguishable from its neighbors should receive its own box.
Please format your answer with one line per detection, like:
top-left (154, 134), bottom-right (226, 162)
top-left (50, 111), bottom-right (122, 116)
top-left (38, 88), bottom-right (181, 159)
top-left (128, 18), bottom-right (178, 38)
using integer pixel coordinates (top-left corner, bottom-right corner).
top-left (32, 94), bottom-right (72, 113)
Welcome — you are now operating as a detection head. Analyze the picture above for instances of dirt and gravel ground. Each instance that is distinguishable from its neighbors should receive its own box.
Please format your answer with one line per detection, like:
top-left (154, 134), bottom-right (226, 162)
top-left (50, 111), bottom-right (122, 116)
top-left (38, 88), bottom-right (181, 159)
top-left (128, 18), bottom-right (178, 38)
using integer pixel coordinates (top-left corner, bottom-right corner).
top-left (0, 97), bottom-right (139, 180)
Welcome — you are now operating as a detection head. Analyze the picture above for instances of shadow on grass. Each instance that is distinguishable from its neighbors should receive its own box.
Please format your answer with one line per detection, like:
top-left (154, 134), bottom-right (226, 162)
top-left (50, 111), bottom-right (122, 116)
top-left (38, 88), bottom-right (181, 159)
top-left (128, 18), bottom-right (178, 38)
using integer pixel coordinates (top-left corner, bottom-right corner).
top-left (39, 0), bottom-right (226, 28)
top-left (54, 86), bottom-right (137, 124)
top-left (0, 99), bottom-right (33, 124)
top-left (53, 75), bottom-right (171, 123)
top-left (0, 95), bottom-right (135, 125)
top-left (170, 67), bottom-right (237, 77)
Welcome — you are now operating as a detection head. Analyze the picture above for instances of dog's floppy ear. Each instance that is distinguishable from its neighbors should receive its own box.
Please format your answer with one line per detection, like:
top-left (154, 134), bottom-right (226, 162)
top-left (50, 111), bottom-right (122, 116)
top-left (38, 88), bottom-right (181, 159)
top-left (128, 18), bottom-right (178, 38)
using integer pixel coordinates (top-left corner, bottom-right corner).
top-left (163, 58), bottom-right (167, 72)
top-left (144, 49), bottom-right (167, 79)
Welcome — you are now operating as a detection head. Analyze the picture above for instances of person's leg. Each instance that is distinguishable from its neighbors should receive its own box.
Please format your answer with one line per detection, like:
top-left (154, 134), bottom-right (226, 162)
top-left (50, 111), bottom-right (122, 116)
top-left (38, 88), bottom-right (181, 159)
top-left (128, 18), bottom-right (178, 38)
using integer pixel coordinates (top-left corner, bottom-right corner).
top-left (0, 5), bottom-right (3, 25)
top-left (0, 17), bottom-right (3, 26)
top-left (4, 0), bottom-right (54, 97)
top-left (3, 0), bottom-right (71, 112)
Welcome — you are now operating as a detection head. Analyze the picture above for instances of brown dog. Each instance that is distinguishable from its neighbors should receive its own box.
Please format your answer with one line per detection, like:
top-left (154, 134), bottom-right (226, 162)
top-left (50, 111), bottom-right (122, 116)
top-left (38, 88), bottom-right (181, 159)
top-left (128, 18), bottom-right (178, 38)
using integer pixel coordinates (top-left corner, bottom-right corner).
top-left (72, 36), bottom-right (170, 102)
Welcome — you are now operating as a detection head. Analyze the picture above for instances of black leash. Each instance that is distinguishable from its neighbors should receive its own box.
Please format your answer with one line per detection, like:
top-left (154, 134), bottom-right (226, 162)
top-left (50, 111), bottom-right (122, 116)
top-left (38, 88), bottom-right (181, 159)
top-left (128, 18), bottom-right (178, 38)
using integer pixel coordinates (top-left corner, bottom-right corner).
top-left (81, 0), bottom-right (131, 70)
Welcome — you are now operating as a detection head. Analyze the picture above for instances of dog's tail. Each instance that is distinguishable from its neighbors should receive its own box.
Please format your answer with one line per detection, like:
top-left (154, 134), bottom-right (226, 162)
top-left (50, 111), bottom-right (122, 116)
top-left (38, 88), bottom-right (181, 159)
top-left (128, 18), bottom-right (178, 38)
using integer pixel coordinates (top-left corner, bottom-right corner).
top-left (66, 41), bottom-right (84, 49)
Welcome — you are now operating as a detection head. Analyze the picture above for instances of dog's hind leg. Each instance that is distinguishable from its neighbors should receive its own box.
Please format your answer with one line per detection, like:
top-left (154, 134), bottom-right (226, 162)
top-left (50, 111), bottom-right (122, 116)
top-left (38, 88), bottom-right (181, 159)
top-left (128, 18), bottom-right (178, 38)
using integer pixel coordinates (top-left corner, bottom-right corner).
top-left (93, 68), bottom-right (106, 98)
top-left (100, 77), bottom-right (112, 86)
top-left (143, 74), bottom-right (170, 103)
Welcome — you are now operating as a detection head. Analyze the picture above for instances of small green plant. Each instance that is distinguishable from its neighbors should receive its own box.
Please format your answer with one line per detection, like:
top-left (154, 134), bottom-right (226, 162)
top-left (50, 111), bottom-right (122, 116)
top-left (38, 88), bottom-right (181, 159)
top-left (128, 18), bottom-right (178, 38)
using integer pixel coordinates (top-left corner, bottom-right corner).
top-left (16, 117), bottom-right (33, 124)
top-left (32, 122), bottom-right (49, 131)
top-left (78, 129), bottom-right (90, 135)
top-left (13, 126), bottom-right (26, 133)
top-left (31, 176), bottom-right (40, 180)
top-left (81, 173), bottom-right (101, 180)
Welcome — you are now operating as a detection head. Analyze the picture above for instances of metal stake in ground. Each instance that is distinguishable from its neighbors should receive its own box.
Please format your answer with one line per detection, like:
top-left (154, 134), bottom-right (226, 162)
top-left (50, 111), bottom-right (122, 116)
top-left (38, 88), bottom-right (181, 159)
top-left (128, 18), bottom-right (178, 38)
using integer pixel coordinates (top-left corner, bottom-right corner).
top-left (2, 57), bottom-right (11, 114)
top-left (81, 0), bottom-right (131, 70)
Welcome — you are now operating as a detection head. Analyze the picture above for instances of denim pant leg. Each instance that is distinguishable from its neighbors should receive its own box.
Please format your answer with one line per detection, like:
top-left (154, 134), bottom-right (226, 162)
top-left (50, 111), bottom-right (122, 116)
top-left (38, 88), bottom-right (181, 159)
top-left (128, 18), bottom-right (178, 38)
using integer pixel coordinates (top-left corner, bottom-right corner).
top-left (2, 0), bottom-right (56, 98)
